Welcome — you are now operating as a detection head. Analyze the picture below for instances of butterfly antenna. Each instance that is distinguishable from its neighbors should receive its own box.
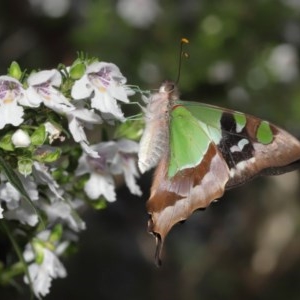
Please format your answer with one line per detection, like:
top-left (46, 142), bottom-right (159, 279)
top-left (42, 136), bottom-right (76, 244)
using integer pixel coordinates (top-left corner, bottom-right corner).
top-left (175, 38), bottom-right (190, 84)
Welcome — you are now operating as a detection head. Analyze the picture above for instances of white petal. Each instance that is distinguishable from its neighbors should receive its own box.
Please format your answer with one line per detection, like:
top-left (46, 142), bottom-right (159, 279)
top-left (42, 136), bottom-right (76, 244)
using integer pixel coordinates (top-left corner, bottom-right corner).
top-left (95, 141), bottom-right (118, 161)
top-left (69, 108), bottom-right (102, 123)
top-left (85, 173), bottom-right (116, 202)
top-left (27, 69), bottom-right (61, 86)
top-left (22, 175), bottom-right (39, 201)
top-left (19, 86), bottom-right (43, 107)
top-left (86, 61), bottom-right (102, 73)
top-left (67, 114), bottom-right (87, 143)
top-left (12, 129), bottom-right (31, 147)
top-left (43, 248), bottom-right (67, 278)
top-left (108, 82), bottom-right (130, 103)
top-left (0, 102), bottom-right (24, 129)
top-left (102, 62), bottom-right (126, 84)
top-left (23, 244), bottom-right (35, 262)
top-left (24, 248), bottom-right (66, 299)
top-left (44, 122), bottom-right (62, 143)
top-left (50, 70), bottom-right (63, 87)
top-left (42, 88), bottom-right (75, 113)
top-left (86, 61), bottom-right (120, 74)
top-left (43, 201), bottom-right (86, 232)
top-left (33, 162), bottom-right (63, 201)
top-left (75, 153), bottom-right (91, 176)
top-left (117, 139), bottom-right (139, 153)
top-left (0, 75), bottom-right (21, 84)
top-left (55, 241), bottom-right (70, 256)
top-left (4, 200), bottom-right (38, 226)
top-left (71, 75), bottom-right (93, 99)
top-left (25, 263), bottom-right (51, 299)
top-left (66, 109), bottom-right (101, 145)
top-left (123, 158), bottom-right (142, 196)
top-left (0, 182), bottom-right (20, 209)
top-left (91, 90), bottom-right (125, 121)
top-left (80, 141), bottom-right (100, 158)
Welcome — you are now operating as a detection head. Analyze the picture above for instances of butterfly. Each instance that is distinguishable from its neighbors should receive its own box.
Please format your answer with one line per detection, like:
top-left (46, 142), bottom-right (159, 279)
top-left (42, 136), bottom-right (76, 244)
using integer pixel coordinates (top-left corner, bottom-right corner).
top-left (138, 80), bottom-right (300, 266)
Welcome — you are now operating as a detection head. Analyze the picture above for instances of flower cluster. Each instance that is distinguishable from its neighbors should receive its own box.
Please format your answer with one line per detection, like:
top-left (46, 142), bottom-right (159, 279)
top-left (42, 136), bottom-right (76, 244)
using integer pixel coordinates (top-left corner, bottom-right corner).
top-left (0, 58), bottom-right (144, 298)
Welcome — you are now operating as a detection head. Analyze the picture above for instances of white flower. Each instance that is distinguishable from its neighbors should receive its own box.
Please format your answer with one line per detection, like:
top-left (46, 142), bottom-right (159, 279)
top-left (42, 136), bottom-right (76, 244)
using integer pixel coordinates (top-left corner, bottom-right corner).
top-left (0, 76), bottom-right (25, 129)
top-left (23, 231), bottom-right (67, 299)
top-left (86, 172), bottom-right (116, 201)
top-left (42, 199), bottom-right (86, 232)
top-left (11, 129), bottom-right (31, 147)
top-left (0, 175), bottom-right (39, 226)
top-left (24, 69), bottom-right (75, 113)
top-left (111, 139), bottom-right (142, 196)
top-left (44, 122), bottom-right (64, 144)
top-left (76, 139), bottom-right (141, 201)
top-left (66, 108), bottom-right (102, 158)
top-left (76, 142), bottom-right (118, 202)
top-left (0, 181), bottom-right (21, 209)
top-left (0, 175), bottom-right (38, 210)
top-left (33, 162), bottom-right (63, 200)
top-left (71, 62), bottom-right (134, 121)
top-left (4, 199), bottom-right (39, 226)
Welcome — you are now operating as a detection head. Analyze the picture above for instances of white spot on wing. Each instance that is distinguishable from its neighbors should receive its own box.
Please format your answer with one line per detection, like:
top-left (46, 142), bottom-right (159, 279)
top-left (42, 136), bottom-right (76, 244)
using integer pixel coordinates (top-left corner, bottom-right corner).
top-left (229, 157), bottom-right (256, 178)
top-left (230, 145), bottom-right (240, 153)
top-left (238, 138), bottom-right (249, 150)
top-left (230, 138), bottom-right (249, 153)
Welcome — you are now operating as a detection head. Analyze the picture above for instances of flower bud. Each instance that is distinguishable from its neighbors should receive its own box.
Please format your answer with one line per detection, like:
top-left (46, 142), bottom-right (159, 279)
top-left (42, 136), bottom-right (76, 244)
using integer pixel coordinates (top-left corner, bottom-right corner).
top-left (69, 62), bottom-right (86, 80)
top-left (8, 61), bottom-right (22, 80)
top-left (11, 129), bottom-right (31, 148)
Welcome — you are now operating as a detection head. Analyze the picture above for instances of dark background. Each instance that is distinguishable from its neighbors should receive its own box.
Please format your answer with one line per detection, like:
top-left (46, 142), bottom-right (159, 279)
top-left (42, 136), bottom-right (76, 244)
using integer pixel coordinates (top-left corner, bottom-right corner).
top-left (1, 0), bottom-right (300, 299)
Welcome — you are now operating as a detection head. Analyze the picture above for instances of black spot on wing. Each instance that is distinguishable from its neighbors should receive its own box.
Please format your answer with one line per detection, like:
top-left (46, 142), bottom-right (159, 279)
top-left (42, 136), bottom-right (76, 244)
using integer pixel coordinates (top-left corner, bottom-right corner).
top-left (218, 112), bottom-right (254, 169)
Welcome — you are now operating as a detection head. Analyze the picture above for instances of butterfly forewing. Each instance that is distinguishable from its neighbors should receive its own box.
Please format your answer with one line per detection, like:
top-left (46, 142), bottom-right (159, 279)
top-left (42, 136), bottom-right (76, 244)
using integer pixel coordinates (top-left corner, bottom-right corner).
top-left (182, 102), bottom-right (300, 188)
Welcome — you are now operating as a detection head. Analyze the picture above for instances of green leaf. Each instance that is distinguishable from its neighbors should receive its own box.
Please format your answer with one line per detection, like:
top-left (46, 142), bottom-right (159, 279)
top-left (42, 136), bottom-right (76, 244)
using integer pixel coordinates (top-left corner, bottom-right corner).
top-left (30, 125), bottom-right (46, 146)
top-left (49, 224), bottom-right (63, 243)
top-left (114, 119), bottom-right (144, 141)
top-left (18, 158), bottom-right (33, 176)
top-left (89, 198), bottom-right (107, 210)
top-left (0, 133), bottom-right (15, 151)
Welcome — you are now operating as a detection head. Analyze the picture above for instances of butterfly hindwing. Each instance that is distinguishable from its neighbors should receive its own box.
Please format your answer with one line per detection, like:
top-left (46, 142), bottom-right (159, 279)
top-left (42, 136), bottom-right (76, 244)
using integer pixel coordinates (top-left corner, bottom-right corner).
top-left (148, 141), bottom-right (229, 266)
top-left (147, 104), bottom-right (230, 265)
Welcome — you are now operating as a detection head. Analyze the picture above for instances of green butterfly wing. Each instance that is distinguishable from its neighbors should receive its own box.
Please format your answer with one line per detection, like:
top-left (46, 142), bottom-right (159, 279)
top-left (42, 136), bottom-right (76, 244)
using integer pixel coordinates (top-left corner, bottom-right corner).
top-left (168, 105), bottom-right (211, 177)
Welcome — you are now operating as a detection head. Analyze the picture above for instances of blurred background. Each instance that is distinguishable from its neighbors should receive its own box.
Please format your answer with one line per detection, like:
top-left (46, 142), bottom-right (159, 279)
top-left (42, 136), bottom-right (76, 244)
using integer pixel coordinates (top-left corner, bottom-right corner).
top-left (1, 0), bottom-right (300, 299)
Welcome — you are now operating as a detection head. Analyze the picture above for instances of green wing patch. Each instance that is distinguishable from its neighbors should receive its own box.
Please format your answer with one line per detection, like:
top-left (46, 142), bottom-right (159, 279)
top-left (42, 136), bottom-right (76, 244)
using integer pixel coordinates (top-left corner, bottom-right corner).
top-left (256, 121), bottom-right (273, 144)
top-left (168, 105), bottom-right (212, 178)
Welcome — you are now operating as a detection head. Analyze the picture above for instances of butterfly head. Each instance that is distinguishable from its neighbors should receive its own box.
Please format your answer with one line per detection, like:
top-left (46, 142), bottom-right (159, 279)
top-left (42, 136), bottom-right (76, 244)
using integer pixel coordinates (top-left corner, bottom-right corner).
top-left (159, 80), bottom-right (179, 102)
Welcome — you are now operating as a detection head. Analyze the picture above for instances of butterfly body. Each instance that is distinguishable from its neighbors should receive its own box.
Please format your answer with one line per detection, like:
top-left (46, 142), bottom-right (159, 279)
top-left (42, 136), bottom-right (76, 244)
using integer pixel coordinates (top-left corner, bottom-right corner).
top-left (138, 82), bottom-right (177, 173)
top-left (138, 81), bottom-right (300, 265)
